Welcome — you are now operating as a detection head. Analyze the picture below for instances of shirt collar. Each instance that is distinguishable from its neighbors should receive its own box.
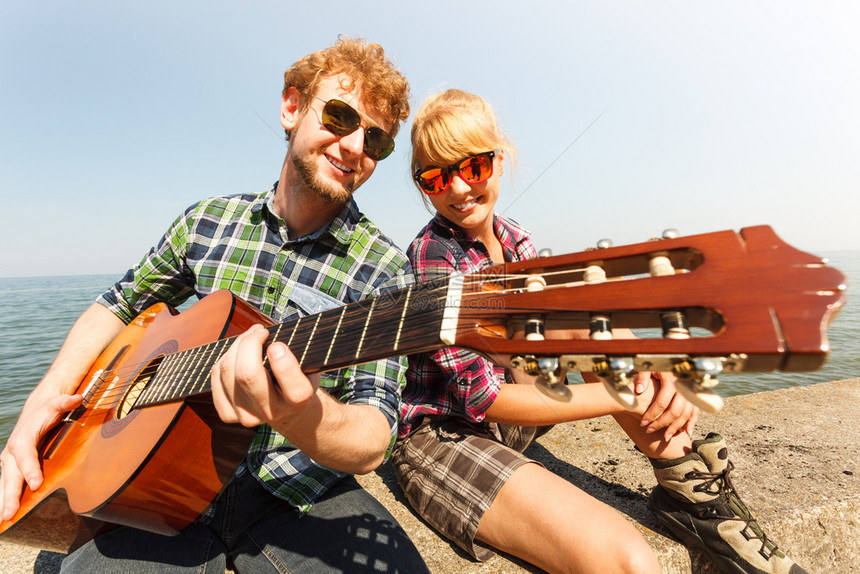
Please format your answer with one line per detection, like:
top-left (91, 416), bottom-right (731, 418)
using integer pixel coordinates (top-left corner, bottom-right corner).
top-left (255, 183), bottom-right (361, 246)
top-left (431, 212), bottom-right (530, 255)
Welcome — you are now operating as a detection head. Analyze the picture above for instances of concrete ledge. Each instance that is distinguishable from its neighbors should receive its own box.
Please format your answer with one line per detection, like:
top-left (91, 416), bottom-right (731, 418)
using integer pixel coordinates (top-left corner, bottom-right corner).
top-left (3, 379), bottom-right (858, 573)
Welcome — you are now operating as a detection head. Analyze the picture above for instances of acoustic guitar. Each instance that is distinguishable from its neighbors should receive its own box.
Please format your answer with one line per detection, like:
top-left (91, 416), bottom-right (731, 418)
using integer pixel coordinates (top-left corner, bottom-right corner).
top-left (0, 225), bottom-right (846, 553)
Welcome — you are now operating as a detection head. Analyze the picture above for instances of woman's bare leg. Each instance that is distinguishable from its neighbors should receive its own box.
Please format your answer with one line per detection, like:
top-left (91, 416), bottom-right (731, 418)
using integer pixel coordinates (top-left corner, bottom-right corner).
top-left (476, 463), bottom-right (661, 574)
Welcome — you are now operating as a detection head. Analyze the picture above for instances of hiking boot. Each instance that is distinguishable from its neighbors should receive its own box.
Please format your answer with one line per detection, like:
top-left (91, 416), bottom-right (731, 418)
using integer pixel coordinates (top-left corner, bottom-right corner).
top-left (647, 433), bottom-right (807, 574)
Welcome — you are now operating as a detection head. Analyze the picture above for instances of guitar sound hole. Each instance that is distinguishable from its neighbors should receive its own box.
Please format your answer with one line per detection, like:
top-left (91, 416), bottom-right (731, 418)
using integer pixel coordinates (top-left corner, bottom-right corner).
top-left (116, 357), bottom-right (162, 420)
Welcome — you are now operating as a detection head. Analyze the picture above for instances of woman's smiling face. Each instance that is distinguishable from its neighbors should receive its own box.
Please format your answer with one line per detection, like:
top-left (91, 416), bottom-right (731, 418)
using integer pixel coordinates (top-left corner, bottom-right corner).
top-left (421, 152), bottom-right (502, 237)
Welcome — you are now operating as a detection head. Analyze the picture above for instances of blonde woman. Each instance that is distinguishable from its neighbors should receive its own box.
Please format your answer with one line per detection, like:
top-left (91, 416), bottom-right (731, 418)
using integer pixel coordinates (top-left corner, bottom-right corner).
top-left (391, 89), bottom-right (806, 574)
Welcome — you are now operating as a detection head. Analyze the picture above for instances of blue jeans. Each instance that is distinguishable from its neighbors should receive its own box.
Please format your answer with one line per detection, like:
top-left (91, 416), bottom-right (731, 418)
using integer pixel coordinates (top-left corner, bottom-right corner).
top-left (61, 471), bottom-right (429, 573)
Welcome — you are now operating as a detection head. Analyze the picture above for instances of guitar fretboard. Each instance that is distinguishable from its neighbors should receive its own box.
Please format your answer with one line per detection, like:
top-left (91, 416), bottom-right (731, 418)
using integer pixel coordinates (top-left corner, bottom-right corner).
top-left (134, 278), bottom-right (453, 409)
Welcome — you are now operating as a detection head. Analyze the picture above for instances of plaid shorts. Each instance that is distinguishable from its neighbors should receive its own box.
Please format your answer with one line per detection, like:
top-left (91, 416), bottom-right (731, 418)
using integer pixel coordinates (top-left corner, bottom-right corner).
top-left (390, 416), bottom-right (552, 560)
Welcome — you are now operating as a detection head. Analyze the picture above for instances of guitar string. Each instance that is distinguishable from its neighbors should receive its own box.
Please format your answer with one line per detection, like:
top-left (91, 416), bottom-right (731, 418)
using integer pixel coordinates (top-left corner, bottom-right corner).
top-left (69, 258), bottom-right (684, 404)
top-left (64, 267), bottom-right (691, 421)
top-left (66, 294), bottom-right (454, 419)
top-left (69, 287), bottom-right (684, 412)
top-left (68, 304), bottom-right (690, 427)
top-left (77, 289), bottom-right (510, 408)
top-left (69, 295), bottom-right (456, 418)
top-left (73, 280), bottom-right (460, 402)
top-left (73, 263), bottom-right (641, 404)
top-left (65, 277), bottom-right (689, 416)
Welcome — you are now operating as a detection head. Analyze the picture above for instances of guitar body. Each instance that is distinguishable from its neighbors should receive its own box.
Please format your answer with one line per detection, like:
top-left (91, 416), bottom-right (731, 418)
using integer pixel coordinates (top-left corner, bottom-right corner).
top-left (0, 290), bottom-right (265, 552)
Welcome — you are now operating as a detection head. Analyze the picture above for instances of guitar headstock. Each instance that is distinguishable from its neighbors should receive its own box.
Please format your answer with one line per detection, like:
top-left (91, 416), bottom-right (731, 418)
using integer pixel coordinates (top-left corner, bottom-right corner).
top-left (451, 225), bottom-right (846, 412)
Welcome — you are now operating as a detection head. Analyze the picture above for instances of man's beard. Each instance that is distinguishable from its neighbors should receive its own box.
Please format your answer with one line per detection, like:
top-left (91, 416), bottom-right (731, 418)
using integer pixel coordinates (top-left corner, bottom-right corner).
top-left (291, 149), bottom-right (357, 204)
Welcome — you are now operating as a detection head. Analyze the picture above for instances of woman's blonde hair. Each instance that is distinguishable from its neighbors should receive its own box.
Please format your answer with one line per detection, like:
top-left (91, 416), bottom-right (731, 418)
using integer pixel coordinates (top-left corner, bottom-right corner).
top-left (410, 89), bottom-right (515, 204)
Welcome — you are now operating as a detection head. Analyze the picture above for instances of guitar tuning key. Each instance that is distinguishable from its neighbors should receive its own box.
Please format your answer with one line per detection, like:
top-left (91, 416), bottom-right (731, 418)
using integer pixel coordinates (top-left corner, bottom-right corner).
top-left (585, 263), bottom-right (612, 339)
top-left (648, 251), bottom-right (675, 276)
top-left (647, 231), bottom-right (693, 339)
top-left (525, 274), bottom-right (546, 291)
top-left (661, 310), bottom-right (690, 339)
top-left (649, 228), bottom-right (680, 241)
top-left (583, 264), bottom-right (606, 284)
top-left (525, 315), bottom-right (546, 341)
top-left (511, 356), bottom-right (571, 401)
top-left (672, 358), bottom-right (725, 413)
top-left (524, 274), bottom-right (548, 341)
top-left (648, 230), bottom-right (680, 276)
top-left (593, 358), bottom-right (637, 410)
top-left (675, 381), bottom-right (725, 414)
top-left (584, 241), bottom-right (613, 339)
top-left (589, 314), bottom-right (613, 340)
top-left (533, 357), bottom-right (572, 401)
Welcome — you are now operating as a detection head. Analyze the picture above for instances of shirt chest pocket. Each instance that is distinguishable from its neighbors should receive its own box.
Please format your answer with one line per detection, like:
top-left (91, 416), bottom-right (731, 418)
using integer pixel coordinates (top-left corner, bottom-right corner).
top-left (281, 281), bottom-right (344, 319)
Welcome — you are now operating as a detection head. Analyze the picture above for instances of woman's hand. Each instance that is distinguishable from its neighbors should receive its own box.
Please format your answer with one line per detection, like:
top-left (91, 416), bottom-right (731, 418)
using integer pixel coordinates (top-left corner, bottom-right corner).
top-left (635, 372), bottom-right (699, 440)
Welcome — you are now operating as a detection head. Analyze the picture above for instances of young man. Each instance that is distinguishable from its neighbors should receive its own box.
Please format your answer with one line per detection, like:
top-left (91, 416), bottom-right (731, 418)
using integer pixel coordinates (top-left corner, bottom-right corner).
top-left (0, 37), bottom-right (429, 573)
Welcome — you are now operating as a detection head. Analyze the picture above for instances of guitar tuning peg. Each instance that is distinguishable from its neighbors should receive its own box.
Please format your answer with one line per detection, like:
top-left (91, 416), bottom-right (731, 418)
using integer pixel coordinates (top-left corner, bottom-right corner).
top-left (538, 248), bottom-right (553, 258)
top-left (536, 376), bottom-right (572, 401)
top-left (593, 358), bottom-right (638, 411)
top-left (602, 379), bottom-right (637, 410)
top-left (596, 238), bottom-right (613, 249)
top-left (650, 228), bottom-right (681, 242)
top-left (675, 381), bottom-right (724, 413)
top-left (672, 358), bottom-right (725, 413)
top-left (533, 357), bottom-right (572, 402)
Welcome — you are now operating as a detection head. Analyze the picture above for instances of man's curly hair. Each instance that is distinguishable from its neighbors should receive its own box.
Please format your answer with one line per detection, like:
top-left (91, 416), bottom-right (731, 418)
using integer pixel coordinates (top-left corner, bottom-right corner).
top-left (282, 36), bottom-right (410, 141)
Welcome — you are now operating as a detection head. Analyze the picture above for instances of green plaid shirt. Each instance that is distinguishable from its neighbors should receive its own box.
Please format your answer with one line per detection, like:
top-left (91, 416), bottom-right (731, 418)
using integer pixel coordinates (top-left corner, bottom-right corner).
top-left (97, 185), bottom-right (412, 513)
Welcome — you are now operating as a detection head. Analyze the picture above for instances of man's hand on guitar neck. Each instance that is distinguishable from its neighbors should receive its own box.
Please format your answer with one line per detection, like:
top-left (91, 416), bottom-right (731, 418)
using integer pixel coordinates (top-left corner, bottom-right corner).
top-left (211, 324), bottom-right (321, 428)
top-left (210, 324), bottom-right (392, 475)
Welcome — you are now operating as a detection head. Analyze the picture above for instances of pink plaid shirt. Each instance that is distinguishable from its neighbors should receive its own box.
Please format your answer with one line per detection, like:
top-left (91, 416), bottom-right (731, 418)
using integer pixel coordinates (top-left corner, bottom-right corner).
top-left (398, 213), bottom-right (537, 437)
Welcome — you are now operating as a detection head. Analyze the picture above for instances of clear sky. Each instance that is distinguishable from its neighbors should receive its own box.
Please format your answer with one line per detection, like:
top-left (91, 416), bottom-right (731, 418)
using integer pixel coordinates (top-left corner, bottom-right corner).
top-left (2, 1), bottom-right (858, 278)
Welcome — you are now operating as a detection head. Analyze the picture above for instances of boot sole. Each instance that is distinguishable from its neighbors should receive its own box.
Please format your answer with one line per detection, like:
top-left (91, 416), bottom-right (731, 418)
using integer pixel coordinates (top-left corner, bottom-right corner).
top-left (648, 494), bottom-right (752, 574)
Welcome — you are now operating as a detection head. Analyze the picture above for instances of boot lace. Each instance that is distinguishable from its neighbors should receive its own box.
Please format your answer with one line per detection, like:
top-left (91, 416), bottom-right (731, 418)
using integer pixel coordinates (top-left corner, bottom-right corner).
top-left (684, 460), bottom-right (783, 560)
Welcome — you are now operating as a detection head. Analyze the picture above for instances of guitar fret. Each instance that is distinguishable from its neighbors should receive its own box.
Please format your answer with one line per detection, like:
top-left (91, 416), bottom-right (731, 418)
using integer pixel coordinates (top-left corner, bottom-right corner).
top-left (191, 342), bottom-right (217, 395)
top-left (173, 352), bottom-right (193, 400)
top-left (141, 360), bottom-right (164, 405)
top-left (299, 314), bottom-right (321, 367)
top-left (208, 338), bottom-right (232, 391)
top-left (288, 317), bottom-right (301, 348)
top-left (213, 338), bottom-right (231, 381)
top-left (324, 305), bottom-right (347, 366)
top-left (157, 355), bottom-right (179, 402)
top-left (354, 298), bottom-right (378, 359)
top-left (167, 354), bottom-right (188, 401)
top-left (266, 323), bottom-right (284, 368)
top-left (393, 286), bottom-right (413, 352)
top-left (186, 346), bottom-right (208, 394)
top-left (202, 344), bottom-right (218, 393)
top-left (182, 344), bottom-right (207, 396)
top-left (183, 341), bottom-right (213, 398)
top-left (175, 350), bottom-right (195, 399)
